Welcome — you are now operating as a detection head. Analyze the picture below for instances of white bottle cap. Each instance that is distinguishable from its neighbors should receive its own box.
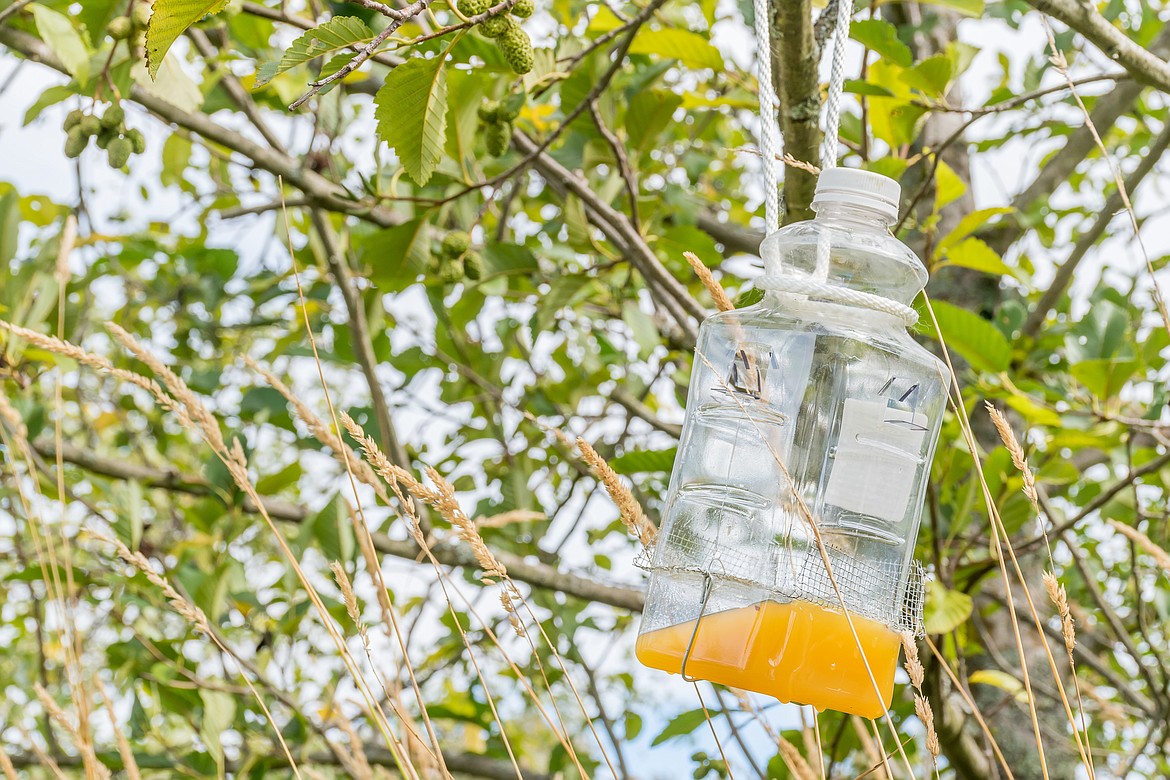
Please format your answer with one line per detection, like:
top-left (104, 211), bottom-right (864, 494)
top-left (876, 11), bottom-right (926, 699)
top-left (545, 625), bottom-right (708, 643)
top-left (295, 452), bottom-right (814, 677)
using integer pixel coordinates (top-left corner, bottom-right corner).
top-left (812, 168), bottom-right (901, 223)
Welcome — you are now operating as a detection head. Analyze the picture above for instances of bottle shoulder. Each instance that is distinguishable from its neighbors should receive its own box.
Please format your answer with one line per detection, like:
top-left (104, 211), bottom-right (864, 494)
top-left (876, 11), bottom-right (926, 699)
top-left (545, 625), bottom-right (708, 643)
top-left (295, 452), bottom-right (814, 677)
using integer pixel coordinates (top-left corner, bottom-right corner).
top-left (702, 300), bottom-right (949, 379)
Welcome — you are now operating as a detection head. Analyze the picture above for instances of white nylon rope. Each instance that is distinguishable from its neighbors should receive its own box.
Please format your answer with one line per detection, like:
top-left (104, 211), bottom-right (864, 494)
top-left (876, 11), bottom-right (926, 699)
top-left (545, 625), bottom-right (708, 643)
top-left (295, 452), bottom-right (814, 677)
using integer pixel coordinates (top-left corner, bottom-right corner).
top-left (821, 0), bottom-right (855, 170)
top-left (751, 0), bottom-right (917, 325)
top-left (753, 0), bottom-right (782, 234)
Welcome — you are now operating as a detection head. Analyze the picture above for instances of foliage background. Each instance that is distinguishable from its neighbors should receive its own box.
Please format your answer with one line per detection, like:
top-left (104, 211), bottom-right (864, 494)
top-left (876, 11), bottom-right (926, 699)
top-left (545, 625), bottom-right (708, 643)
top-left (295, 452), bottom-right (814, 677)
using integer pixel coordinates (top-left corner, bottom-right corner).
top-left (2, 0), bottom-right (1170, 777)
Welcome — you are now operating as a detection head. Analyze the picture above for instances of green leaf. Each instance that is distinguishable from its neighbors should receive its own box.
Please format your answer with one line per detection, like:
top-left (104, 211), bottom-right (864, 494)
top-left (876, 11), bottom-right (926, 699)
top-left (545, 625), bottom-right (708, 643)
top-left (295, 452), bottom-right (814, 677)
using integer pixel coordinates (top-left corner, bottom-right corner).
top-left (934, 159), bottom-right (966, 211)
top-left (146, 0), bottom-right (230, 79)
top-left (734, 287), bottom-right (764, 308)
top-left (134, 58), bottom-right (203, 113)
top-left (1070, 357), bottom-right (1140, 399)
top-left (361, 219), bottom-right (431, 290)
top-left (374, 56), bottom-right (449, 187)
top-left (939, 238), bottom-right (1014, 279)
top-left (938, 206), bottom-right (1013, 251)
top-left (878, 0), bottom-right (983, 16)
top-left (626, 89), bottom-right (684, 151)
top-left (652, 708), bottom-right (708, 745)
top-left (199, 689), bottom-right (236, 775)
top-left (922, 299), bottom-right (1011, 373)
top-left (610, 446), bottom-right (677, 475)
top-left (844, 79), bottom-right (894, 97)
top-left (255, 17), bottom-right (374, 87)
top-left (850, 19), bottom-right (912, 67)
top-left (924, 580), bottom-right (973, 634)
top-left (969, 669), bottom-right (1024, 701)
top-left (23, 85), bottom-right (74, 126)
top-left (629, 29), bottom-right (724, 71)
top-left (622, 301), bottom-right (659, 357)
top-left (902, 55), bottom-right (954, 97)
top-left (31, 5), bottom-right (90, 84)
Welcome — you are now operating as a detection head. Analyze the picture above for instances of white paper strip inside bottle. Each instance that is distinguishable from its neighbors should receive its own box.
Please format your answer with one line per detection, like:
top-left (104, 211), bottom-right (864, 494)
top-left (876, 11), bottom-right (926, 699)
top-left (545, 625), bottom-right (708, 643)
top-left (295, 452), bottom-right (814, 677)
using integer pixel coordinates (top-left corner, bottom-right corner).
top-left (635, 170), bottom-right (948, 720)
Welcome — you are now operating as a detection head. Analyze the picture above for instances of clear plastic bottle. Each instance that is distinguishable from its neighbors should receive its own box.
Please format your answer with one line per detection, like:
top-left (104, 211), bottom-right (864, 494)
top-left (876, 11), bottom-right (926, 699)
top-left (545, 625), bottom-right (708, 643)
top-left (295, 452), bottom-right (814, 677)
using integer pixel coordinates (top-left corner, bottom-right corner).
top-left (636, 169), bottom-right (949, 718)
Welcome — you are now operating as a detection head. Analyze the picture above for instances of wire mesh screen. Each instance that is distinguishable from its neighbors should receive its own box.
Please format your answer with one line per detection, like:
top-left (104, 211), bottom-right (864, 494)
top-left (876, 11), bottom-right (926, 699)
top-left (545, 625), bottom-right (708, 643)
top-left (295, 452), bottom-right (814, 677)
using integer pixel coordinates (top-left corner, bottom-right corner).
top-left (635, 535), bottom-right (926, 637)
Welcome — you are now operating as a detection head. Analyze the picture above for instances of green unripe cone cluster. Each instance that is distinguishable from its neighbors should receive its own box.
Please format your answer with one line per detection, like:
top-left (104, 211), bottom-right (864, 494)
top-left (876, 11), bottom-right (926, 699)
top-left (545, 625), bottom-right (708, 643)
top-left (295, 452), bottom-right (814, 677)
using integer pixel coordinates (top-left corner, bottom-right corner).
top-left (478, 98), bottom-right (520, 157)
top-left (63, 102), bottom-right (146, 167)
top-left (498, 24), bottom-right (534, 75)
top-left (434, 230), bottom-right (483, 284)
top-left (461, 0), bottom-right (536, 74)
top-left (106, 1), bottom-right (151, 42)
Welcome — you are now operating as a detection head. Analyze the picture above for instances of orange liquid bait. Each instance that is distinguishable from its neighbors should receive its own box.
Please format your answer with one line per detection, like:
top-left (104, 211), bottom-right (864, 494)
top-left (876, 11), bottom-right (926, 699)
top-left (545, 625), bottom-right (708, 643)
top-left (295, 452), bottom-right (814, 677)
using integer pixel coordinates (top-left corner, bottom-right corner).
top-left (635, 600), bottom-right (900, 719)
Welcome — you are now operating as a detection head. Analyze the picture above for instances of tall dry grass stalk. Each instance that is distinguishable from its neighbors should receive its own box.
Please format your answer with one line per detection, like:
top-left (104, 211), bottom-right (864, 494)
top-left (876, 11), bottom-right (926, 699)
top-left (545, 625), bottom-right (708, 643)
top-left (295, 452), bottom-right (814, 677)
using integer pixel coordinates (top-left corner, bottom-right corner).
top-left (3, 315), bottom-right (413, 777)
top-left (850, 716), bottom-right (889, 780)
top-left (922, 293), bottom-right (1098, 780)
top-left (900, 633), bottom-right (939, 777)
top-left (0, 745), bottom-right (19, 780)
top-left (576, 437), bottom-right (657, 546)
top-left (95, 676), bottom-right (142, 780)
top-left (1108, 519), bottom-right (1170, 572)
top-left (92, 531), bottom-right (307, 779)
top-left (776, 734), bottom-right (817, 780)
top-left (684, 252), bottom-right (735, 313)
top-left (985, 401), bottom-right (1094, 775)
top-left (341, 413), bottom-right (623, 779)
top-left (0, 394), bottom-right (99, 780)
top-left (986, 404), bottom-right (1039, 512)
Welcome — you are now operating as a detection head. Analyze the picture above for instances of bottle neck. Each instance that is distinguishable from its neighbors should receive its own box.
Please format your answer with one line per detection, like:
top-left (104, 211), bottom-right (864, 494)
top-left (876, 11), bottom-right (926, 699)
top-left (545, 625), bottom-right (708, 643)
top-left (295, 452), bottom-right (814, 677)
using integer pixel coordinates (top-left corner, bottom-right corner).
top-left (811, 202), bottom-right (893, 233)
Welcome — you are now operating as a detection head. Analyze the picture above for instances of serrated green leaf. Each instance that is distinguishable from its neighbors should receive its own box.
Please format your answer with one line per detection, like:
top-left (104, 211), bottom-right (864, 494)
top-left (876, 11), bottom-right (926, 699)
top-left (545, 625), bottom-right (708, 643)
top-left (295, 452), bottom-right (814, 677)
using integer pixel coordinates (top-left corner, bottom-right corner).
top-left (939, 238), bottom-right (1015, 279)
top-left (610, 446), bottom-right (677, 475)
top-left (629, 28), bottom-right (723, 71)
top-left (850, 19), bottom-right (912, 67)
top-left (924, 580), bottom-right (973, 634)
top-left (146, 0), bottom-right (229, 79)
top-left (31, 5), bottom-right (89, 84)
top-left (254, 17), bottom-right (374, 87)
top-left (652, 708), bottom-right (708, 745)
top-left (375, 56), bottom-right (449, 186)
top-left (922, 298), bottom-right (1011, 373)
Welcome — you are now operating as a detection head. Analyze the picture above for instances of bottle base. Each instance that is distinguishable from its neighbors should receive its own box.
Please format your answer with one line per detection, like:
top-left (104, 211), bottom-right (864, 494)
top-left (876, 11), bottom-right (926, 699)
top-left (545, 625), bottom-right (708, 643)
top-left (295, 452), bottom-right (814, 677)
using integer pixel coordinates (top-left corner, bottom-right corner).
top-left (635, 599), bottom-right (899, 720)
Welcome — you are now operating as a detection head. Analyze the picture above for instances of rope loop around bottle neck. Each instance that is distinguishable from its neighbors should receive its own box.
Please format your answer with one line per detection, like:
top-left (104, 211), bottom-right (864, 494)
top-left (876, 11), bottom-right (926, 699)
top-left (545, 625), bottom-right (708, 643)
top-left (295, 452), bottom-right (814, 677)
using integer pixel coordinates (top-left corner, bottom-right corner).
top-left (755, 274), bottom-right (920, 327)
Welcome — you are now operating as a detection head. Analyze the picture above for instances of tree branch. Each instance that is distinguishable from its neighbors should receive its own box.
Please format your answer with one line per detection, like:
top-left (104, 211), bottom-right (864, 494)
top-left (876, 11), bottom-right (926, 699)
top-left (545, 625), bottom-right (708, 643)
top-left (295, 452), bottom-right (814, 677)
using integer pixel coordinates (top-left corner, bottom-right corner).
top-left (35, 439), bottom-right (646, 611)
top-left (773, 0), bottom-right (820, 223)
top-left (0, 26), bottom-right (401, 228)
top-left (985, 23), bottom-right (1170, 257)
top-left (513, 131), bottom-right (703, 345)
top-left (1025, 0), bottom-right (1170, 92)
top-left (1020, 117), bottom-right (1170, 339)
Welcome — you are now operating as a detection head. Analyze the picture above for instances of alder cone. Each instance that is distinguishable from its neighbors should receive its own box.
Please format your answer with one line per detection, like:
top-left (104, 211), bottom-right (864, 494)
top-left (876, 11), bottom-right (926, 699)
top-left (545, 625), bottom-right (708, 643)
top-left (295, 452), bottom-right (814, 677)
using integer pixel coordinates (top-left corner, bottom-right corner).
top-left (499, 25), bottom-right (534, 74)
top-left (479, 14), bottom-right (512, 37)
top-left (458, 0), bottom-right (491, 16)
top-left (107, 138), bottom-right (132, 168)
top-left (64, 128), bottom-right (88, 159)
top-left (485, 121), bottom-right (511, 156)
